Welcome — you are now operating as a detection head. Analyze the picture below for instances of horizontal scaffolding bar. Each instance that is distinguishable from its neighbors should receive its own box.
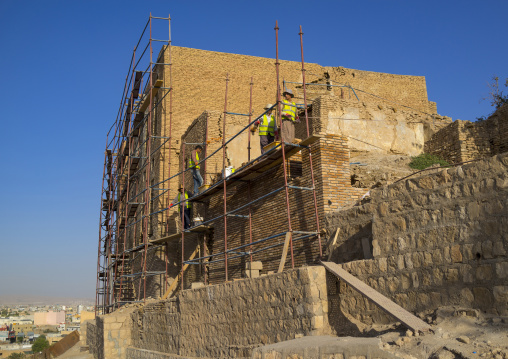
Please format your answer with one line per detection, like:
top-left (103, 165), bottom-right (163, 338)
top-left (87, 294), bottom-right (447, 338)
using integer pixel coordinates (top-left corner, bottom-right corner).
top-left (287, 185), bottom-right (314, 191)
top-left (225, 112), bottom-right (251, 116)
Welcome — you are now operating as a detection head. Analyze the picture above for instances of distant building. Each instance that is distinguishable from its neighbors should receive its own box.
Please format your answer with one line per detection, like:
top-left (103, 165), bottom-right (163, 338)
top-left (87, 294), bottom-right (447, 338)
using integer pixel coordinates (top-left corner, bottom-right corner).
top-left (34, 311), bottom-right (65, 326)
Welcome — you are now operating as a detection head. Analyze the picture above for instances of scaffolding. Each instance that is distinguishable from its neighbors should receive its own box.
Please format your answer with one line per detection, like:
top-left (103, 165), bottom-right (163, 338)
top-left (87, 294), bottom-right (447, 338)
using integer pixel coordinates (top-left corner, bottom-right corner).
top-left (96, 17), bottom-right (323, 314)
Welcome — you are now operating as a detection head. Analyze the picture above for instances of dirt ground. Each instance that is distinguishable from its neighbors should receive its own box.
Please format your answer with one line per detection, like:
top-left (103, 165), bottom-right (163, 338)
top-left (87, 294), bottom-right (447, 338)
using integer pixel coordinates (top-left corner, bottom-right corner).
top-left (365, 307), bottom-right (508, 359)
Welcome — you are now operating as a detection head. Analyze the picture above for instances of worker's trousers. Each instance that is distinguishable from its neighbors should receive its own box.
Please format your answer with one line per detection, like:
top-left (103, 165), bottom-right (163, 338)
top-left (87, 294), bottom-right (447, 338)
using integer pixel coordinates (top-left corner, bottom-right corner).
top-left (178, 207), bottom-right (192, 229)
top-left (192, 168), bottom-right (203, 195)
top-left (281, 119), bottom-right (295, 143)
top-left (260, 134), bottom-right (275, 154)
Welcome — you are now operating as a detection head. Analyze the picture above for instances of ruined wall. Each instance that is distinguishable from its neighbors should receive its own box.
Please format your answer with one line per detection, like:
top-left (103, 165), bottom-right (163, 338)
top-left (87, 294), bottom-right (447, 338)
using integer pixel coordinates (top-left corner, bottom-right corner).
top-left (326, 66), bottom-right (433, 115)
top-left (301, 95), bottom-right (451, 156)
top-left (129, 266), bottom-right (329, 359)
top-left (325, 153), bottom-right (508, 324)
top-left (425, 103), bottom-right (508, 163)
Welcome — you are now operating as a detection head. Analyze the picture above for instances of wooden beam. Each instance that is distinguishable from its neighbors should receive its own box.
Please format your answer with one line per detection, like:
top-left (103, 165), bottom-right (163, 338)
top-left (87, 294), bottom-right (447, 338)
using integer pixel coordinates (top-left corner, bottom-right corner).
top-left (277, 232), bottom-right (292, 273)
top-left (321, 261), bottom-right (432, 333)
top-left (161, 246), bottom-right (200, 300)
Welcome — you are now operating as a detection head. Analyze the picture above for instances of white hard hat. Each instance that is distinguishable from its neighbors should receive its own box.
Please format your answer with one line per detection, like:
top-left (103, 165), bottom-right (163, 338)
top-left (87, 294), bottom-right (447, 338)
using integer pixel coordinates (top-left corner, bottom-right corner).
top-left (264, 104), bottom-right (273, 110)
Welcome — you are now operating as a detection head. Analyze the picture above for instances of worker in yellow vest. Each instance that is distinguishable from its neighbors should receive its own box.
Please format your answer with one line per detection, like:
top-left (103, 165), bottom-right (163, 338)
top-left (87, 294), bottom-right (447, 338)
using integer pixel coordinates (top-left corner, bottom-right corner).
top-left (251, 104), bottom-right (276, 154)
top-left (189, 145), bottom-right (203, 195)
top-left (169, 186), bottom-right (193, 229)
top-left (280, 89), bottom-right (298, 143)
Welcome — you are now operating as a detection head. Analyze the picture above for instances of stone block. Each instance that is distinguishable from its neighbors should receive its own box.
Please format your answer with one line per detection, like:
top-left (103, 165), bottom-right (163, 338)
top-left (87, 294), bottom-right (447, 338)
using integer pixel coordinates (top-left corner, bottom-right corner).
top-left (446, 268), bottom-right (459, 282)
top-left (191, 282), bottom-right (205, 289)
top-left (460, 288), bottom-right (474, 304)
top-left (311, 315), bottom-right (324, 329)
top-left (482, 241), bottom-right (493, 259)
top-left (493, 242), bottom-right (507, 257)
top-left (495, 262), bottom-right (508, 278)
top-left (450, 245), bottom-right (462, 263)
top-left (476, 265), bottom-right (493, 281)
top-left (246, 269), bottom-right (260, 278)
top-left (473, 287), bottom-right (494, 312)
top-left (246, 261), bottom-right (263, 270)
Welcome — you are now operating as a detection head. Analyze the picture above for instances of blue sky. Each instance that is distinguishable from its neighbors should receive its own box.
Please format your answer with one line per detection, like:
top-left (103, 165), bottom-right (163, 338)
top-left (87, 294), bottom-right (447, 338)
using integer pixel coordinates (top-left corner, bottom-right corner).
top-left (0, 0), bottom-right (506, 299)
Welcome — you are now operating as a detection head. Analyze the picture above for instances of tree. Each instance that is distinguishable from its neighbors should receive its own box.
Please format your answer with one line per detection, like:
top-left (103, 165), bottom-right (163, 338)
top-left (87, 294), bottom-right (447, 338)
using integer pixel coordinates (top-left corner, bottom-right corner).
top-left (31, 335), bottom-right (50, 353)
top-left (485, 76), bottom-right (508, 110)
top-left (7, 353), bottom-right (26, 359)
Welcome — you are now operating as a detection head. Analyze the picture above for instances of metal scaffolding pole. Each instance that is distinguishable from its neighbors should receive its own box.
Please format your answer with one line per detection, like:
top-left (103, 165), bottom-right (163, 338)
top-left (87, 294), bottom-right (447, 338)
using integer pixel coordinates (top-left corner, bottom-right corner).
top-left (274, 20), bottom-right (295, 268)
top-left (299, 25), bottom-right (323, 258)
top-left (223, 74), bottom-right (230, 281)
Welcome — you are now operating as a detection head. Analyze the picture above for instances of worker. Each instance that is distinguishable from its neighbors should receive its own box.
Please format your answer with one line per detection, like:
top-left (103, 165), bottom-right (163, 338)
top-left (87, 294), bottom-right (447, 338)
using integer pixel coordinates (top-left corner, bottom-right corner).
top-left (189, 145), bottom-right (204, 195)
top-left (280, 89), bottom-right (298, 143)
top-left (251, 104), bottom-right (276, 154)
top-left (169, 186), bottom-right (193, 229)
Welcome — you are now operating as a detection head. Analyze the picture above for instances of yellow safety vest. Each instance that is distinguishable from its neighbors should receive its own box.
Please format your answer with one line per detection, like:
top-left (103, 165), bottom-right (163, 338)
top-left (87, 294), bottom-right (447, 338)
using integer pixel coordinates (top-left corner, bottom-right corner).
top-left (189, 151), bottom-right (200, 169)
top-left (281, 100), bottom-right (297, 122)
top-left (259, 114), bottom-right (275, 136)
top-left (177, 192), bottom-right (192, 210)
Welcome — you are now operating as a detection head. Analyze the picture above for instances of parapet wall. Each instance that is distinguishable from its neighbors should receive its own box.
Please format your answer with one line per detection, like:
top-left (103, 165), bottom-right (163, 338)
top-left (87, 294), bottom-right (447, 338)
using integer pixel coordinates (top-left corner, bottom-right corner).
top-left (425, 103), bottom-right (508, 163)
top-left (92, 267), bottom-right (328, 359)
top-left (326, 153), bottom-right (508, 323)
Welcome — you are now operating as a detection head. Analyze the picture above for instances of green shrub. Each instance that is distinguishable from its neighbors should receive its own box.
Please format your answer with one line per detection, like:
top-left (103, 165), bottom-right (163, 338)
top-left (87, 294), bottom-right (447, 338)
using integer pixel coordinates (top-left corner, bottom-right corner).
top-left (409, 153), bottom-right (449, 170)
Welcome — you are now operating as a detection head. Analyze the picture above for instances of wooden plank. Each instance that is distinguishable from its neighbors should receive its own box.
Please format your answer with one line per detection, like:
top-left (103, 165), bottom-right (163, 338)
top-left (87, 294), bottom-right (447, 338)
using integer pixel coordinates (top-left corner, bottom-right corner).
top-left (150, 225), bottom-right (212, 245)
top-left (138, 79), bottom-right (163, 113)
top-left (277, 232), bottom-right (292, 273)
top-left (161, 246), bottom-right (200, 300)
top-left (132, 71), bottom-right (143, 99)
top-left (327, 228), bottom-right (340, 261)
top-left (321, 261), bottom-right (432, 333)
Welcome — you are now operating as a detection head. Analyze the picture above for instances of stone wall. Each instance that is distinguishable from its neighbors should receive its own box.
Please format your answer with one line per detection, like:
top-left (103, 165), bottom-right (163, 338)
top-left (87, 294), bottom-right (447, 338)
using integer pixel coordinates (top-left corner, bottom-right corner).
top-left (425, 103), bottom-right (508, 163)
top-left (325, 153), bottom-right (508, 324)
top-left (128, 266), bottom-right (328, 359)
top-left (86, 308), bottom-right (135, 359)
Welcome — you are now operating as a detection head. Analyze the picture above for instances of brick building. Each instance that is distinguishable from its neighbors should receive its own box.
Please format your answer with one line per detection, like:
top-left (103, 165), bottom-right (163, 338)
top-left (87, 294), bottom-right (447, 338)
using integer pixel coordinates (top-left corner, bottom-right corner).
top-left (97, 25), bottom-right (448, 311)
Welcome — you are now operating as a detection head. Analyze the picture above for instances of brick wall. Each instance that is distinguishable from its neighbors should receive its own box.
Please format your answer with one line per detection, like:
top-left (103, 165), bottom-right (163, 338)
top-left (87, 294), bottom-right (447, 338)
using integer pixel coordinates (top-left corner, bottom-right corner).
top-left (425, 103), bottom-right (508, 163)
top-left (325, 153), bottom-right (508, 325)
top-left (195, 134), bottom-right (366, 286)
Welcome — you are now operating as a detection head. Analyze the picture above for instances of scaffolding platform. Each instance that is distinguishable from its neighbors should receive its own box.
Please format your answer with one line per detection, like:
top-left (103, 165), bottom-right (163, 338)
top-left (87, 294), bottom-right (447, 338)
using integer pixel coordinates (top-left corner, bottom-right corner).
top-left (192, 135), bottom-right (320, 203)
top-left (138, 79), bottom-right (163, 113)
top-left (149, 225), bottom-right (212, 245)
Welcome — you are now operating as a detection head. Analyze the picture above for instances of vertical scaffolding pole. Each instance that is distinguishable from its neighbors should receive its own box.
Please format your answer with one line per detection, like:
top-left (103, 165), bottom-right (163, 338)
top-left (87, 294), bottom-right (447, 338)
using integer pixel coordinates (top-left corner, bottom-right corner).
top-left (141, 14), bottom-right (154, 302)
top-left (164, 13), bottom-right (172, 293)
top-left (180, 144), bottom-right (186, 289)
top-left (299, 25), bottom-right (323, 258)
top-left (274, 21), bottom-right (295, 268)
top-left (223, 74), bottom-right (230, 281)
top-left (96, 137), bottom-right (109, 315)
top-left (247, 78), bottom-right (254, 263)
top-left (118, 48), bottom-right (137, 304)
